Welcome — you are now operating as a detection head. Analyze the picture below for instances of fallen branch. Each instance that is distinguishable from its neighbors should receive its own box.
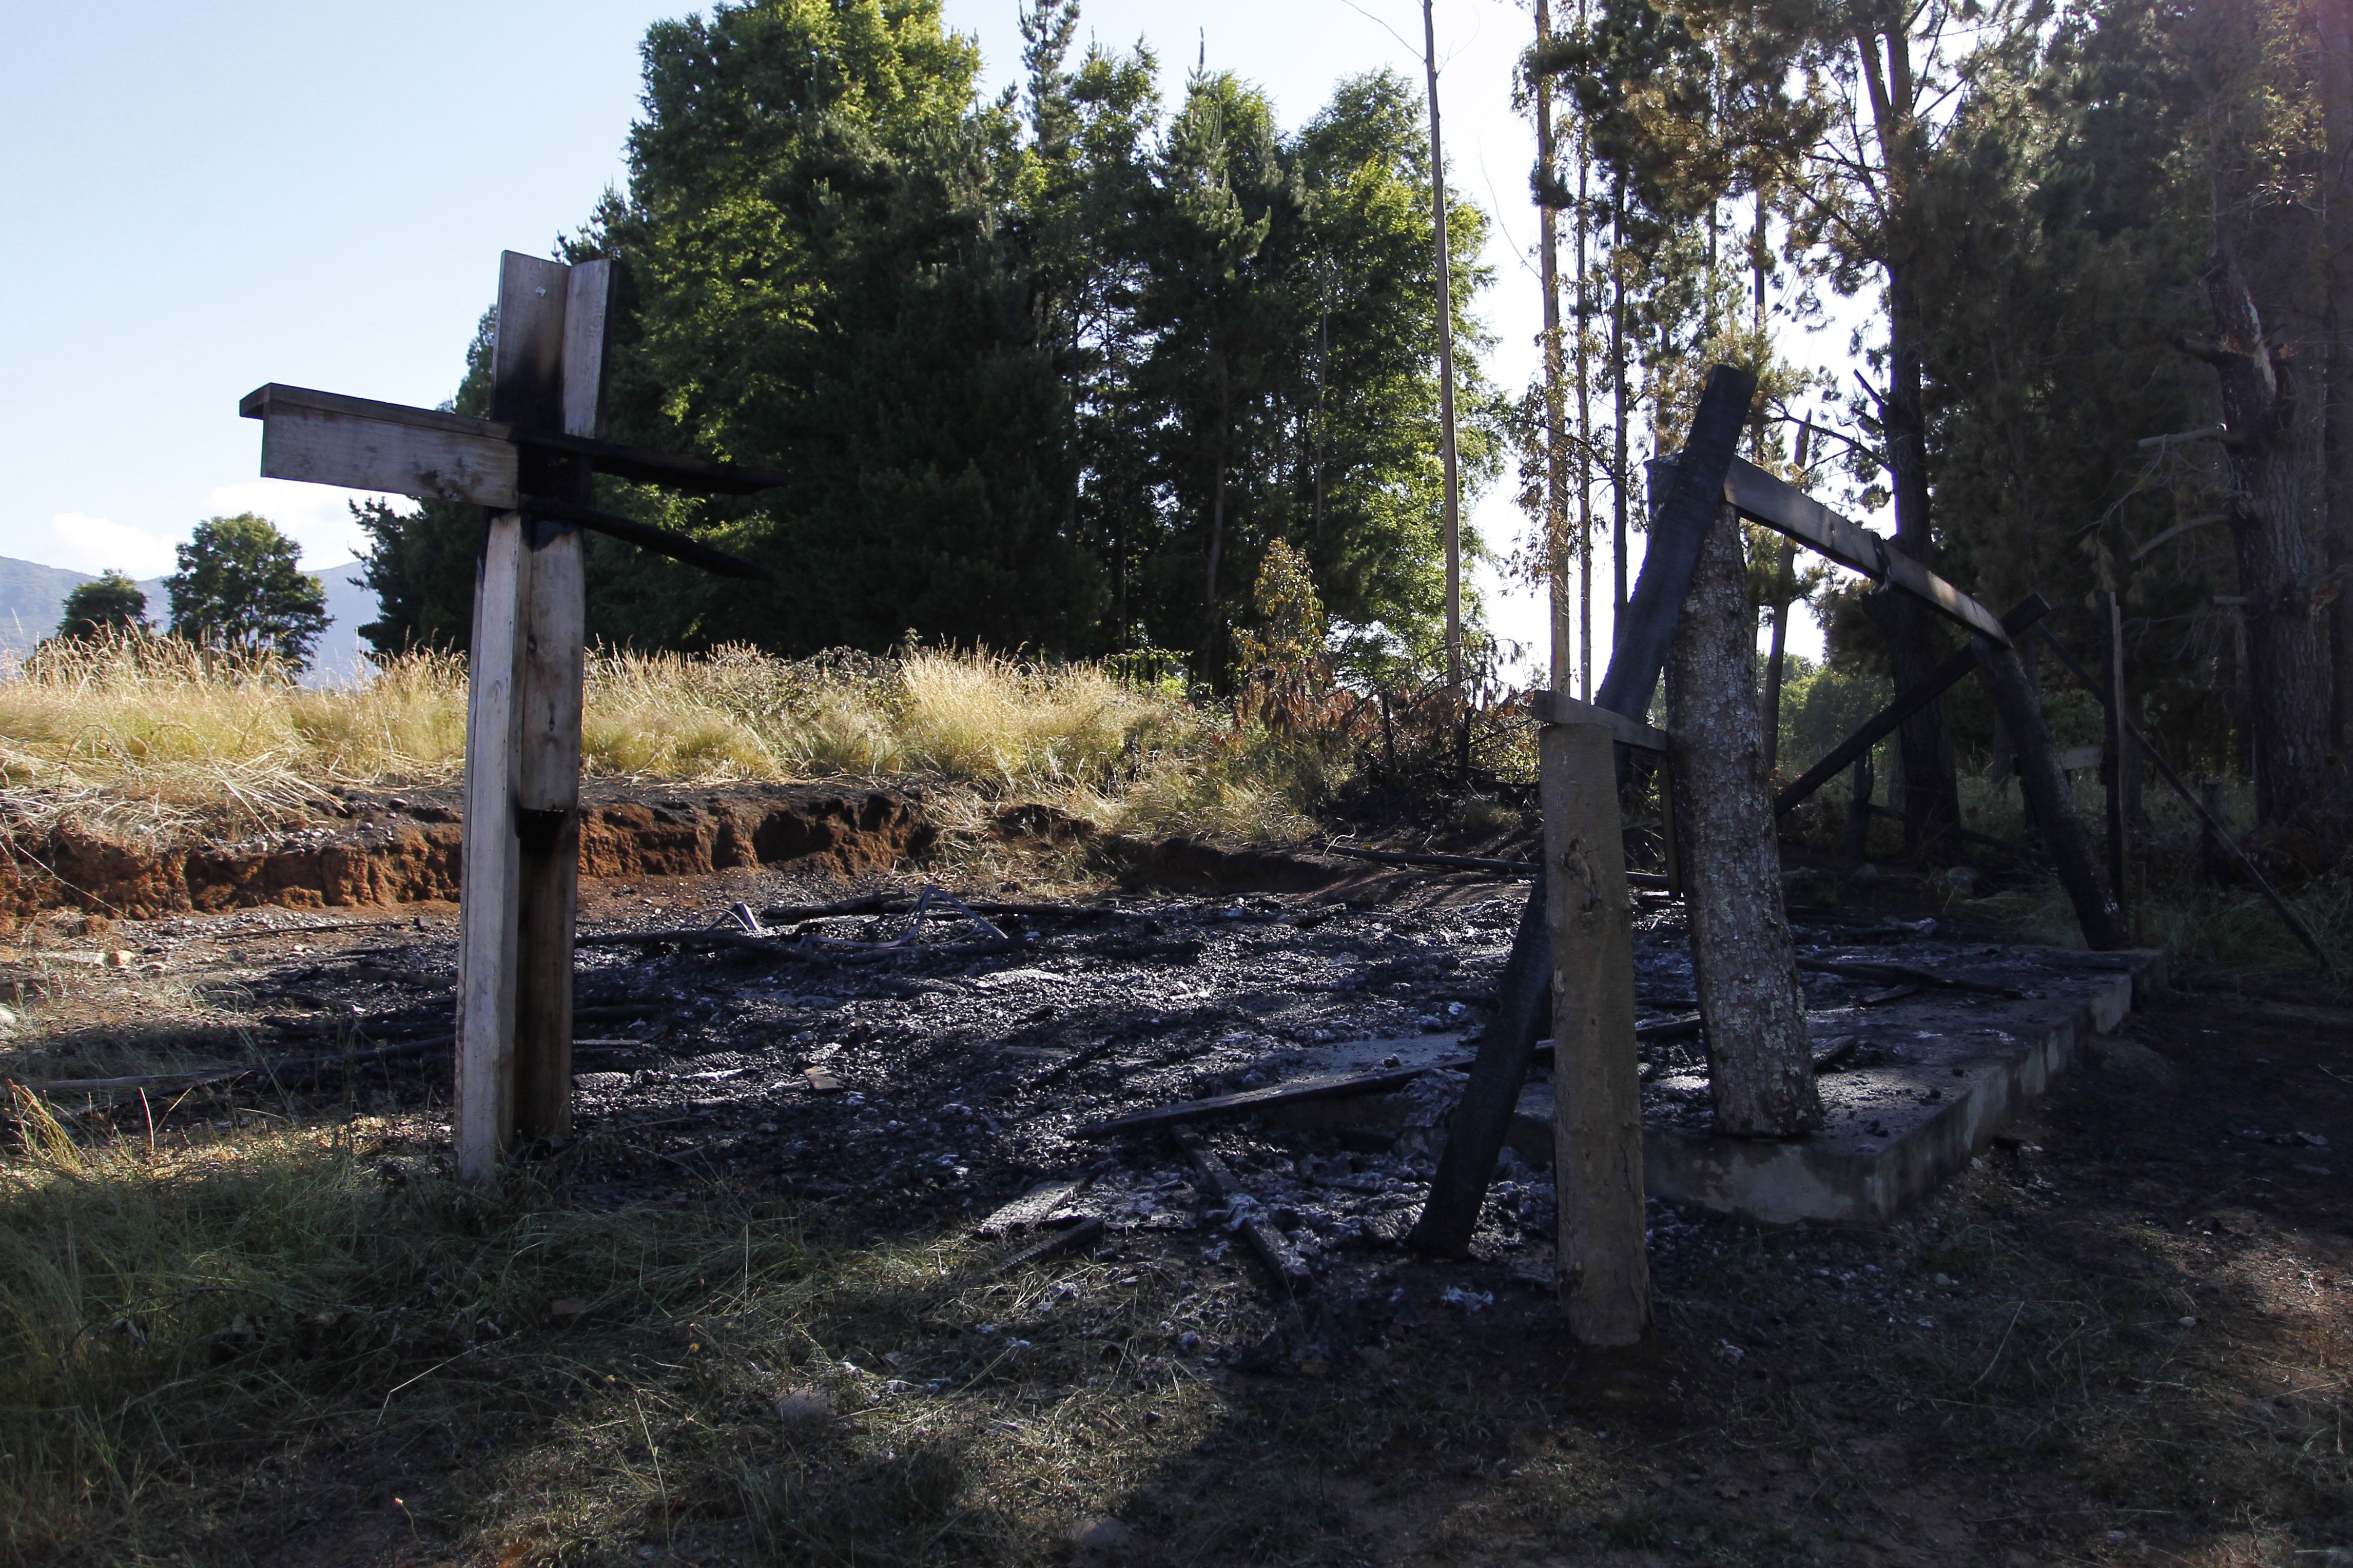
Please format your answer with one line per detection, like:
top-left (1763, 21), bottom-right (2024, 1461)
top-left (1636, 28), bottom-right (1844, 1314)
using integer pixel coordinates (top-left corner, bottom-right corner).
top-left (985, 1216), bottom-right (1106, 1276)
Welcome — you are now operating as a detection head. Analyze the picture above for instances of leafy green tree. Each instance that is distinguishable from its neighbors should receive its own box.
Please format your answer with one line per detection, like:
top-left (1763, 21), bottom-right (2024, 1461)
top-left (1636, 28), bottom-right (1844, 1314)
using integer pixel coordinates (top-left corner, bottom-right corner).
top-left (53, 572), bottom-right (148, 641)
top-left (575, 0), bottom-right (1101, 658)
top-left (352, 1), bottom-right (1504, 687)
top-left (165, 514), bottom-right (328, 667)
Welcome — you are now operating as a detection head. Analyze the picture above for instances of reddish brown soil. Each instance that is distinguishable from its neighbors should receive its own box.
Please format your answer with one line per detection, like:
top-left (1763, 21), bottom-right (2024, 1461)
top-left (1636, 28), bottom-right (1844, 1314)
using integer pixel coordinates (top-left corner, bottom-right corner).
top-left (0, 782), bottom-right (933, 921)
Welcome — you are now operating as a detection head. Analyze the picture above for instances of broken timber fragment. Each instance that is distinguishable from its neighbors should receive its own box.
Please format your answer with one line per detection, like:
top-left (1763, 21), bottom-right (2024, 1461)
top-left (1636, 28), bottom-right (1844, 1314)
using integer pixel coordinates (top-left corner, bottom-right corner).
top-left (1172, 1125), bottom-right (1305, 1286)
top-left (1666, 502), bottom-right (1820, 1139)
top-left (1543, 714), bottom-right (1649, 1344)
top-left (1077, 1047), bottom-right (1465, 1140)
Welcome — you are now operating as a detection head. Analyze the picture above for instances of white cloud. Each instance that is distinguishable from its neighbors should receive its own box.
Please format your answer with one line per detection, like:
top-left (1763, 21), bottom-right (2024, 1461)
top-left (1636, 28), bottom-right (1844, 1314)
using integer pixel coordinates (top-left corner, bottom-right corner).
top-left (47, 513), bottom-right (178, 578)
top-left (202, 479), bottom-right (394, 570)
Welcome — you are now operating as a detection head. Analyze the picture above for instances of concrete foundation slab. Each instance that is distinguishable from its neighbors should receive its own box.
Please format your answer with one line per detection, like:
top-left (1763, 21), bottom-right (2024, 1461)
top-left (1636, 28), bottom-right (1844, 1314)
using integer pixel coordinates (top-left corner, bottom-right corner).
top-left (1263, 941), bottom-right (2167, 1228)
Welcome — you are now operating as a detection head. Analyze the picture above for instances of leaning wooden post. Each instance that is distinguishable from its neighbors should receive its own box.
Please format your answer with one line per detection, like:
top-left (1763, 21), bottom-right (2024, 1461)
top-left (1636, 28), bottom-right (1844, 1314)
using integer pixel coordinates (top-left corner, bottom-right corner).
top-left (1971, 633), bottom-right (2128, 950)
top-left (1543, 710), bottom-right (1647, 1344)
top-left (1666, 503), bottom-right (1819, 1137)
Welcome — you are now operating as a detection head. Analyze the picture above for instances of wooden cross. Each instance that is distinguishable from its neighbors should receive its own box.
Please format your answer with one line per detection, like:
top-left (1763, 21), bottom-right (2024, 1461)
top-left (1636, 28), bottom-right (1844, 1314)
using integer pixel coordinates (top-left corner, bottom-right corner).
top-left (241, 250), bottom-right (780, 1181)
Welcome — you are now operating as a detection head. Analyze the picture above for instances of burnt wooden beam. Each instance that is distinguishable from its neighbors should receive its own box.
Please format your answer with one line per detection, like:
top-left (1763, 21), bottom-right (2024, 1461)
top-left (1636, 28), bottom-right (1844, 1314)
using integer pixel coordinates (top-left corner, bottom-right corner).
top-left (519, 497), bottom-right (772, 581)
top-left (1595, 366), bottom-right (1760, 722)
top-left (1719, 458), bottom-right (2010, 645)
top-left (1774, 595), bottom-right (2051, 818)
top-left (240, 382), bottom-right (795, 499)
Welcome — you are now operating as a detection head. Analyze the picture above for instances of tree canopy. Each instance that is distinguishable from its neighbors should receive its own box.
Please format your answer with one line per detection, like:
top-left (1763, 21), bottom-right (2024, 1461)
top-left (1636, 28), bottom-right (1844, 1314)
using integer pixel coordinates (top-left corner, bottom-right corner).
top-left (357, 0), bottom-right (1500, 688)
top-left (166, 514), bottom-right (329, 669)
top-left (53, 572), bottom-right (148, 642)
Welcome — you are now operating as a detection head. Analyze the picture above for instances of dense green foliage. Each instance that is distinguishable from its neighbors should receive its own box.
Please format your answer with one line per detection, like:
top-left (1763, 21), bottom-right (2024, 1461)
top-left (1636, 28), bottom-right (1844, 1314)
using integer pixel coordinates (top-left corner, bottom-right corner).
top-left (52, 572), bottom-right (148, 642)
top-left (1530, 0), bottom-right (2345, 835)
top-left (358, 0), bottom-right (1498, 684)
top-left (164, 515), bottom-right (329, 669)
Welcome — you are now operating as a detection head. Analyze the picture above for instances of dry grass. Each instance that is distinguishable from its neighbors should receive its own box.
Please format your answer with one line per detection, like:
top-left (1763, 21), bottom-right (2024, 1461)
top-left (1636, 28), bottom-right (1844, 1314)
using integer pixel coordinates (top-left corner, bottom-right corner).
top-left (0, 1093), bottom-right (1291, 1566)
top-left (0, 632), bottom-right (1336, 848)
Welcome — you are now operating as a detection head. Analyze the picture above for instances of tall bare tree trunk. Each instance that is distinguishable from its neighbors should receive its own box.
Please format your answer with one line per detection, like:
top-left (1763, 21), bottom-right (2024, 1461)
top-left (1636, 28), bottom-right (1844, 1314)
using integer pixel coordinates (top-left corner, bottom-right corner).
top-left (1856, 29), bottom-right (1961, 850)
top-left (1204, 357), bottom-right (1231, 678)
top-left (1610, 178), bottom-right (1629, 643)
top-left (2322, 0), bottom-right (2353, 751)
top-left (1535, 0), bottom-right (1571, 694)
top-left (1669, 505), bottom-right (1820, 1138)
top-left (2181, 227), bottom-right (2334, 827)
top-left (1423, 0), bottom-right (1463, 698)
top-left (1574, 10), bottom-right (1594, 699)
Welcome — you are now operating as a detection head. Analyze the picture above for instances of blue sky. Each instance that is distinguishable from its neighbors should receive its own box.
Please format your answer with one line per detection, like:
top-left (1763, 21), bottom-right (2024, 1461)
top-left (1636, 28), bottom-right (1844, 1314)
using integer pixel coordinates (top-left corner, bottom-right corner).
top-left (0, 0), bottom-right (1840, 677)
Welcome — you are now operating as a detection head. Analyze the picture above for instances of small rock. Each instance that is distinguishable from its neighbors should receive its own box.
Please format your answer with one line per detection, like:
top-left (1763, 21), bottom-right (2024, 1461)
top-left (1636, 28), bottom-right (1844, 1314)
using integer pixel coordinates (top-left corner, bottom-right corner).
top-left (772, 1387), bottom-right (835, 1429)
top-left (1071, 1517), bottom-right (1134, 1554)
top-left (1716, 1340), bottom-right (1746, 1364)
top-left (2178, 1316), bottom-right (2198, 1328)
top-left (804, 1068), bottom-right (844, 1093)
top-left (103, 949), bottom-right (134, 969)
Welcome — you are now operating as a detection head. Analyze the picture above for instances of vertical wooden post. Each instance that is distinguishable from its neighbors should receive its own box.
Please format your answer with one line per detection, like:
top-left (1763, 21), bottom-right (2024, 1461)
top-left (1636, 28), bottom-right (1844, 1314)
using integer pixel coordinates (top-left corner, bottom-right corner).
top-left (2099, 590), bottom-right (2129, 925)
top-left (456, 515), bottom-right (529, 1182)
top-left (1545, 716), bottom-right (1647, 1345)
top-left (512, 260), bottom-right (607, 1142)
top-left (456, 252), bottom-right (587, 1177)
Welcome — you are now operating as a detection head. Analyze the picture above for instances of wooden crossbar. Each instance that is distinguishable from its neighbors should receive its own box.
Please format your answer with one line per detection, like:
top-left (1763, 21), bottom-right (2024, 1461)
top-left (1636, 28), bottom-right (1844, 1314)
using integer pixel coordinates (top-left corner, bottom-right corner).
top-left (1719, 458), bottom-right (2010, 645)
top-left (239, 382), bottom-right (794, 501)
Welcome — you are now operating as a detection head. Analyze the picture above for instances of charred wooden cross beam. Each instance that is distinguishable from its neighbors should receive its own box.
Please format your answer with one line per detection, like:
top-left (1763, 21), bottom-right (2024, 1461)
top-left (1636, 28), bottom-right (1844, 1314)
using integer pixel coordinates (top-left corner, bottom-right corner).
top-left (240, 251), bottom-right (781, 1180)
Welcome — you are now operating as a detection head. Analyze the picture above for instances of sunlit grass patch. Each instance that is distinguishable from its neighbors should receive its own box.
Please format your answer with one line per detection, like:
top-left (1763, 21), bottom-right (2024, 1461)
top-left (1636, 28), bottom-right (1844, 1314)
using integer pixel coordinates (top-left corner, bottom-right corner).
top-left (0, 633), bottom-right (1354, 855)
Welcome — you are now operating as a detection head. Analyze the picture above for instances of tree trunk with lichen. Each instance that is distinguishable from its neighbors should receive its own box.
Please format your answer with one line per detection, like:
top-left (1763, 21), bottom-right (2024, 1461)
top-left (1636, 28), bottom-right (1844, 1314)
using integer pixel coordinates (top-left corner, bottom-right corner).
top-left (1667, 505), bottom-right (1821, 1139)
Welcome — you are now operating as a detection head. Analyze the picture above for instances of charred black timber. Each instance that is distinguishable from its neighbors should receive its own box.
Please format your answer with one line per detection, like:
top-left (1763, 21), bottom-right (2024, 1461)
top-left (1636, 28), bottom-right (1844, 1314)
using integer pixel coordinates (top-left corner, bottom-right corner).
top-left (518, 498), bottom-right (772, 581)
top-left (1774, 595), bottom-right (2051, 818)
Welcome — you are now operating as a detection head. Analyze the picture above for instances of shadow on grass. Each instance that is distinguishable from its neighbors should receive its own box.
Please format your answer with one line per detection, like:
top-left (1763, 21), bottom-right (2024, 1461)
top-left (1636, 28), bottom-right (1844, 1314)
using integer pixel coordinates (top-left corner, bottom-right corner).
top-left (7, 981), bottom-right (2353, 1567)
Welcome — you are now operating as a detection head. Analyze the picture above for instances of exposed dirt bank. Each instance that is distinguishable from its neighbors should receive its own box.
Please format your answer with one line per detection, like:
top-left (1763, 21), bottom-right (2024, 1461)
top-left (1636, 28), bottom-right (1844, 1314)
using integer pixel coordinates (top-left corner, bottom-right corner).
top-left (0, 782), bottom-right (934, 920)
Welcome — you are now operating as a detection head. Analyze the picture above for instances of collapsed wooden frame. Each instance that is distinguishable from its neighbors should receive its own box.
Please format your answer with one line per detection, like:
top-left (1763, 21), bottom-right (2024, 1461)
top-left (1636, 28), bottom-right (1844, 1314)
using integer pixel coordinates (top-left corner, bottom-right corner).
top-left (1411, 365), bottom-right (2126, 1345)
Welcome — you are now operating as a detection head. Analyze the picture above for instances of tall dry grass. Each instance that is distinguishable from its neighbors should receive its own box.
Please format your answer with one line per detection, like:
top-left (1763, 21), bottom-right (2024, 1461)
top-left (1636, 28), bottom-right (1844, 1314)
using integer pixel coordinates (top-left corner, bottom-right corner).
top-left (0, 630), bottom-right (1331, 845)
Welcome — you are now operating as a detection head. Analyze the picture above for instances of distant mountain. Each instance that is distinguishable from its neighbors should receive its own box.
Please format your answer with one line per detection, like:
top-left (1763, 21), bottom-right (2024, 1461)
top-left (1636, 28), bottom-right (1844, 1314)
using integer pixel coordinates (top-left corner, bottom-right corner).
top-left (0, 554), bottom-right (379, 685)
top-left (0, 556), bottom-right (93, 652)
